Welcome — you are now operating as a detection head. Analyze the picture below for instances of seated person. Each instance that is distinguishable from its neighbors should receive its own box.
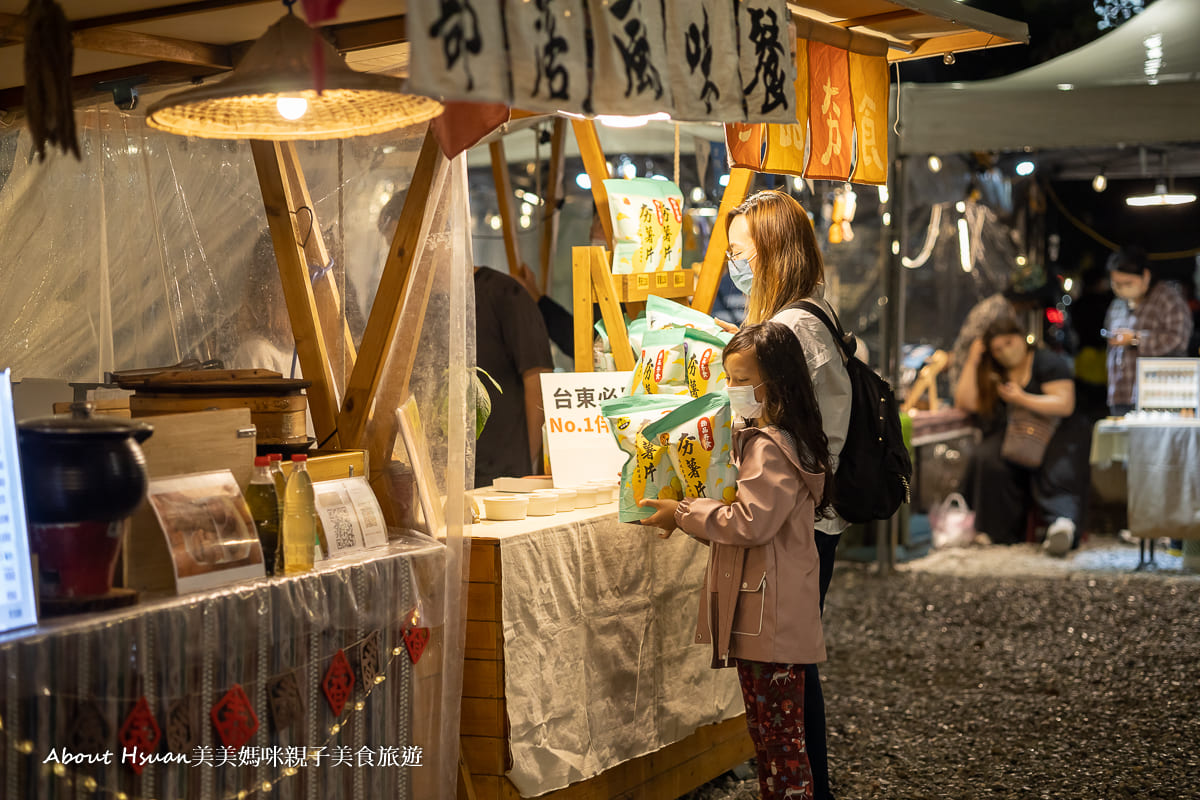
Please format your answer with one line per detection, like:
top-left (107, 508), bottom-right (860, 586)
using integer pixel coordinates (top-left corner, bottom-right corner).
top-left (954, 316), bottom-right (1090, 556)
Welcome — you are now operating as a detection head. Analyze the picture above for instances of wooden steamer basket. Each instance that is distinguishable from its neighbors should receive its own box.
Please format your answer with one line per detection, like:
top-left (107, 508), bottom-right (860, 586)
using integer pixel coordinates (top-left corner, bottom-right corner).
top-left (118, 369), bottom-right (312, 452)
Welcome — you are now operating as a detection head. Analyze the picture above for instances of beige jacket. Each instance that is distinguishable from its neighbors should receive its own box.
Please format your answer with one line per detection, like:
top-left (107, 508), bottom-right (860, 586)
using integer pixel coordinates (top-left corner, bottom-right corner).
top-left (673, 426), bottom-right (827, 669)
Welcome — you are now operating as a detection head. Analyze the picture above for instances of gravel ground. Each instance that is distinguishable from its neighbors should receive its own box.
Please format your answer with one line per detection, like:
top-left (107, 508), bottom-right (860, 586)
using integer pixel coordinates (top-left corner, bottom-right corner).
top-left (681, 536), bottom-right (1199, 799)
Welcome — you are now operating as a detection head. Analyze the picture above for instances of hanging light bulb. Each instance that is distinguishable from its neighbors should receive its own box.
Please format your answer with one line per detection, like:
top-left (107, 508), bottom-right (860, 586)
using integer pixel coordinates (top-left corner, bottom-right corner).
top-left (927, 155), bottom-right (942, 173)
top-left (276, 96), bottom-right (308, 120)
top-left (1092, 172), bottom-right (1108, 192)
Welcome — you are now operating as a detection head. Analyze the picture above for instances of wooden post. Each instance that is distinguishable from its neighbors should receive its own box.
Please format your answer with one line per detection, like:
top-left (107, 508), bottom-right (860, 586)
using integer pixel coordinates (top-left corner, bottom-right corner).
top-left (691, 167), bottom-right (754, 315)
top-left (540, 118), bottom-right (567, 295)
top-left (572, 247), bottom-right (595, 372)
top-left (589, 249), bottom-right (635, 372)
top-left (570, 119), bottom-right (613, 249)
top-left (277, 141), bottom-right (357, 386)
top-left (339, 130), bottom-right (447, 452)
top-left (489, 139), bottom-right (522, 277)
top-left (250, 139), bottom-right (339, 446)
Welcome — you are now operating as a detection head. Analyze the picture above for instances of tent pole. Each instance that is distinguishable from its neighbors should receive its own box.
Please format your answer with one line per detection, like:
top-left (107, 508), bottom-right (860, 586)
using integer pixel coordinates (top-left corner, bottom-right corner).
top-left (540, 118), bottom-right (567, 295)
top-left (489, 139), bottom-right (523, 277)
top-left (877, 154), bottom-right (906, 576)
top-left (691, 167), bottom-right (753, 315)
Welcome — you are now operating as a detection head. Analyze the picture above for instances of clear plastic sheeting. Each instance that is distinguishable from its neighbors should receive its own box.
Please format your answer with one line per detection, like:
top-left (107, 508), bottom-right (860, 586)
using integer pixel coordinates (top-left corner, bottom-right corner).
top-left (0, 95), bottom-right (474, 799)
top-left (0, 536), bottom-right (445, 799)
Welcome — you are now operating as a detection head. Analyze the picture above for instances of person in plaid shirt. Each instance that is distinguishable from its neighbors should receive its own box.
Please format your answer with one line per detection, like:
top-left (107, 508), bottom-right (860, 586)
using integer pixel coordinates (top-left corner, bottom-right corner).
top-left (1104, 247), bottom-right (1193, 415)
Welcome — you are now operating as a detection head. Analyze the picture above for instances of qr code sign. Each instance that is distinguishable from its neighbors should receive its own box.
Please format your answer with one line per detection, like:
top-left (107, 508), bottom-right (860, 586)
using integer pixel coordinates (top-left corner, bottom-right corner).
top-left (327, 506), bottom-right (358, 550)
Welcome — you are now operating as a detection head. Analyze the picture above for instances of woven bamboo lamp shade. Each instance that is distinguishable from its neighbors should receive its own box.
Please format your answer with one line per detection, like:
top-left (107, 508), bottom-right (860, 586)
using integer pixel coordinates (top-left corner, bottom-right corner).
top-left (146, 12), bottom-right (442, 140)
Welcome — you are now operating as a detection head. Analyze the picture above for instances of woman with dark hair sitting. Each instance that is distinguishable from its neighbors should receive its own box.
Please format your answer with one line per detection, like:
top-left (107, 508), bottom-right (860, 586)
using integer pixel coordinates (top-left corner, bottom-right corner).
top-left (955, 316), bottom-right (1090, 556)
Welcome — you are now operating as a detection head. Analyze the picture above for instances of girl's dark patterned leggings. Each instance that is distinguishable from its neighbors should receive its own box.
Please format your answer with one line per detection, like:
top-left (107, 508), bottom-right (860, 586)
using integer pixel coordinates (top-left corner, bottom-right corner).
top-left (735, 659), bottom-right (814, 800)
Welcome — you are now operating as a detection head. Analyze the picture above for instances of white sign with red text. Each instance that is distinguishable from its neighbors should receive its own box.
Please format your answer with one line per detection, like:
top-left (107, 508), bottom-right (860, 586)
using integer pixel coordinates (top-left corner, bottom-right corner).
top-left (540, 372), bottom-right (633, 489)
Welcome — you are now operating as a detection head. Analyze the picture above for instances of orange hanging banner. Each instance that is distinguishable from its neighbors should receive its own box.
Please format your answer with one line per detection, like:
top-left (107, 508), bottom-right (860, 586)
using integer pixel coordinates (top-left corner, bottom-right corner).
top-left (725, 123), bottom-right (764, 169)
top-left (849, 52), bottom-right (890, 185)
top-left (804, 41), bottom-right (854, 181)
top-left (761, 38), bottom-right (810, 176)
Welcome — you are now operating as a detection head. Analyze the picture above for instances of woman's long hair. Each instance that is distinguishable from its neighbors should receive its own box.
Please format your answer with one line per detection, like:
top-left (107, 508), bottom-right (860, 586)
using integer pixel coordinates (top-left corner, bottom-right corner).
top-left (975, 315), bottom-right (1032, 419)
top-left (724, 322), bottom-right (833, 515)
top-left (726, 190), bottom-right (826, 324)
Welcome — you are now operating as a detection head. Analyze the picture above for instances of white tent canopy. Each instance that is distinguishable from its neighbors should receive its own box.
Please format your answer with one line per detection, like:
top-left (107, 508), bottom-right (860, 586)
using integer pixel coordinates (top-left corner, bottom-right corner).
top-left (897, 0), bottom-right (1200, 154)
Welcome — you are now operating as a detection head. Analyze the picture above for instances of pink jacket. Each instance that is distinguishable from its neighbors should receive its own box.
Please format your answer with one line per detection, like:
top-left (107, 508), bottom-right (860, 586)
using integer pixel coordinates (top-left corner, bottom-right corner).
top-left (673, 426), bottom-right (826, 669)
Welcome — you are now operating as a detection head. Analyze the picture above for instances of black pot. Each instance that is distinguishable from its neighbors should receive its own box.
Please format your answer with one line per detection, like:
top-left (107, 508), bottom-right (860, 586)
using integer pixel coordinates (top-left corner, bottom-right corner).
top-left (17, 402), bottom-right (154, 523)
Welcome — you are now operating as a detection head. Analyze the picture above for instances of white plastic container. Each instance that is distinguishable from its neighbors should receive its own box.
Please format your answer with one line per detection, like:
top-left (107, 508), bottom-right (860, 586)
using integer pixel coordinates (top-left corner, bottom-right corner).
top-left (573, 486), bottom-right (598, 509)
top-left (585, 481), bottom-right (610, 503)
top-left (553, 488), bottom-right (576, 512)
top-left (482, 494), bottom-right (528, 521)
top-left (526, 491), bottom-right (559, 517)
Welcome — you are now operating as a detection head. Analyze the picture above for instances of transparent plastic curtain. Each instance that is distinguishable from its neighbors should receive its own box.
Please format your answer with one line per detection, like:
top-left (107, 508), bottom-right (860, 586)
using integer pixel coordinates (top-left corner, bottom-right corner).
top-left (0, 97), bottom-right (473, 798)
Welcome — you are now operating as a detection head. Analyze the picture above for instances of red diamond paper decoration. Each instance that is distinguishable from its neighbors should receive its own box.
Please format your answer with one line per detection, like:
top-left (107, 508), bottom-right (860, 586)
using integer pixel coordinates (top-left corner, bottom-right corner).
top-left (403, 627), bottom-right (430, 665)
top-left (322, 649), bottom-right (356, 716)
top-left (210, 684), bottom-right (259, 750)
top-left (118, 696), bottom-right (161, 775)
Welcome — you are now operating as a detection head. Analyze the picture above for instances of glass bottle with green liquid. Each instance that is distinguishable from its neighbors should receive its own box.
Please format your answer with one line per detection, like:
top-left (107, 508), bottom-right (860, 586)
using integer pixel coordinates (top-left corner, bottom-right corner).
top-left (281, 454), bottom-right (316, 575)
top-left (245, 456), bottom-right (279, 575)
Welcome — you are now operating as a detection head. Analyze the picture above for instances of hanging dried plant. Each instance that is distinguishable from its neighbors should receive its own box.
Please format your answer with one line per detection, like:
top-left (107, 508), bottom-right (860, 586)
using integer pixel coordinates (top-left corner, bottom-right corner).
top-left (23, 0), bottom-right (80, 160)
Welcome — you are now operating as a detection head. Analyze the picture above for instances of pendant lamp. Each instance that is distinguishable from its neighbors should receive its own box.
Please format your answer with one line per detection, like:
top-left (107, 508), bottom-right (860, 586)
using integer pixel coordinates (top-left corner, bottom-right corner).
top-left (146, 11), bottom-right (442, 140)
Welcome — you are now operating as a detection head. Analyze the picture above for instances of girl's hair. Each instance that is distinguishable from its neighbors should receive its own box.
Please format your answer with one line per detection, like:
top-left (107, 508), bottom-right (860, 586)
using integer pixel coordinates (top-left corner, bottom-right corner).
top-left (726, 190), bottom-right (826, 325)
top-left (975, 315), bottom-right (1031, 418)
top-left (723, 322), bottom-right (832, 515)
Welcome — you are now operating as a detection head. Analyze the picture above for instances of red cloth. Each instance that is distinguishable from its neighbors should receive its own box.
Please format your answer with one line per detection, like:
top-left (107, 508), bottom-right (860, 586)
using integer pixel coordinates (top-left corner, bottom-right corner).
top-left (300, 0), bottom-right (345, 94)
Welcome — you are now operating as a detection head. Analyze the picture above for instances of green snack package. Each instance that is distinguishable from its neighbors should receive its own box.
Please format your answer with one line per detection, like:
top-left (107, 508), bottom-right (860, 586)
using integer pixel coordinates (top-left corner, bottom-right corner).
top-left (644, 392), bottom-right (738, 505)
top-left (630, 328), bottom-right (689, 396)
top-left (605, 178), bottom-right (665, 274)
top-left (601, 395), bottom-right (691, 522)
top-left (656, 180), bottom-right (684, 271)
top-left (684, 328), bottom-right (733, 398)
top-left (645, 295), bottom-right (728, 337)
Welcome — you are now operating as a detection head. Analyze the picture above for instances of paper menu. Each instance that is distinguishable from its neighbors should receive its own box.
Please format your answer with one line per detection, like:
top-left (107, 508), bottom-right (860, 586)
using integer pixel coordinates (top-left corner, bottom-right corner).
top-left (0, 370), bottom-right (38, 632)
top-left (313, 476), bottom-right (389, 556)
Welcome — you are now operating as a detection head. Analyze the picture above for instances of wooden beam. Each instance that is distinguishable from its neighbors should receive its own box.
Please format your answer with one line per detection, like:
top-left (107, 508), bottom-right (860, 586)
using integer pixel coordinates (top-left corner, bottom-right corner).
top-left (0, 13), bottom-right (231, 68)
top-left (834, 9), bottom-right (921, 29)
top-left (0, 61), bottom-right (226, 112)
top-left (326, 16), bottom-right (408, 52)
top-left (250, 139), bottom-right (339, 446)
top-left (489, 140), bottom-right (522, 277)
top-left (340, 130), bottom-right (445, 452)
top-left (589, 249), bottom-right (634, 373)
top-left (277, 142), bottom-right (357, 388)
top-left (570, 119), bottom-right (613, 249)
top-left (572, 247), bottom-right (595, 372)
top-left (70, 0), bottom-right (278, 32)
top-left (539, 118), bottom-right (567, 294)
top-left (691, 168), bottom-right (753, 315)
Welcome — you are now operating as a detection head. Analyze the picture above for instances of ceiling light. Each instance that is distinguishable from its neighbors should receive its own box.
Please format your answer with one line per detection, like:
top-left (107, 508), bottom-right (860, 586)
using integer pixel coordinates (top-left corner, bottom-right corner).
top-left (957, 218), bottom-right (972, 272)
top-left (596, 112), bottom-right (671, 129)
top-left (690, 186), bottom-right (705, 203)
top-left (1126, 182), bottom-right (1197, 207)
top-left (1092, 172), bottom-right (1108, 192)
top-left (718, 174), bottom-right (730, 187)
top-left (575, 172), bottom-right (592, 190)
top-left (927, 155), bottom-right (942, 173)
top-left (877, 185), bottom-right (889, 204)
top-left (1015, 160), bottom-right (1036, 177)
top-left (146, 11), bottom-right (441, 140)
top-left (955, 201), bottom-right (966, 213)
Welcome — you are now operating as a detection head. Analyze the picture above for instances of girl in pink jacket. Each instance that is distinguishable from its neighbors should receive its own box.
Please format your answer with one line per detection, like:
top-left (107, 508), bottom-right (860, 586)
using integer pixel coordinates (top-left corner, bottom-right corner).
top-left (640, 321), bottom-right (832, 800)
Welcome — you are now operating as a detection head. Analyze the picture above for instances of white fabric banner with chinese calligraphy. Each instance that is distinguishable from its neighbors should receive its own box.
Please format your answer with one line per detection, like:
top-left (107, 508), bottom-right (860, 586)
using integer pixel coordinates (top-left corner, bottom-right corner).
top-left (588, 0), bottom-right (674, 117)
top-left (506, 0), bottom-right (592, 115)
top-left (407, 0), bottom-right (511, 103)
top-left (540, 372), bottom-right (633, 488)
top-left (663, 0), bottom-right (744, 122)
top-left (735, 0), bottom-right (798, 123)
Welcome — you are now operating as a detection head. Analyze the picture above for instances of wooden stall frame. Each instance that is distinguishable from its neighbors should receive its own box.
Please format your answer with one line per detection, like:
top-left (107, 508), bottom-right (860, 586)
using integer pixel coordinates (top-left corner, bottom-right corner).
top-left (539, 118), bottom-right (568, 295)
top-left (690, 167), bottom-right (754, 315)
top-left (489, 138), bottom-right (523, 278)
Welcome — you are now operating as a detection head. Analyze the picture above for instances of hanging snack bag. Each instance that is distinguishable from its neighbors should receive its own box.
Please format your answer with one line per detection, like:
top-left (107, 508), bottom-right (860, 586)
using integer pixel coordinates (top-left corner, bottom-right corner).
top-left (630, 328), bottom-right (689, 396)
top-left (656, 180), bottom-right (685, 272)
top-left (644, 392), bottom-right (738, 505)
top-left (645, 295), bottom-right (728, 337)
top-left (601, 395), bottom-right (690, 521)
top-left (605, 178), bottom-right (666, 274)
top-left (684, 329), bottom-right (733, 398)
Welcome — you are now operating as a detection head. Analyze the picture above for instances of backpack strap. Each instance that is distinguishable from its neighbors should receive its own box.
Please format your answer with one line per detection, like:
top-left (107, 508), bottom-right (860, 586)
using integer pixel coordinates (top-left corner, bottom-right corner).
top-left (787, 300), bottom-right (858, 363)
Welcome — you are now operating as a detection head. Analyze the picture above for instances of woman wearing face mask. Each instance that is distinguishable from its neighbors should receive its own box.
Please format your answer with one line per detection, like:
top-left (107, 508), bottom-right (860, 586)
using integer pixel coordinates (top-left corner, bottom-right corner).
top-left (955, 316), bottom-right (1089, 554)
top-left (1104, 247), bottom-right (1193, 416)
top-left (717, 189), bottom-right (849, 800)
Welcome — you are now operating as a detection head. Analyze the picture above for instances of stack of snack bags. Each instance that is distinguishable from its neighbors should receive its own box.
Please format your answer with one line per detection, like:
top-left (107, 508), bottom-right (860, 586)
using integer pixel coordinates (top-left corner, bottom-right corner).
top-left (605, 178), bottom-right (684, 274)
top-left (600, 297), bottom-right (739, 522)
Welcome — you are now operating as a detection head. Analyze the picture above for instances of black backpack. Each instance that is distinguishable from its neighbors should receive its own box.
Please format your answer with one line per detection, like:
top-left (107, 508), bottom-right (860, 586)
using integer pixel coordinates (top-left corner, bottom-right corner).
top-left (790, 301), bottom-right (912, 524)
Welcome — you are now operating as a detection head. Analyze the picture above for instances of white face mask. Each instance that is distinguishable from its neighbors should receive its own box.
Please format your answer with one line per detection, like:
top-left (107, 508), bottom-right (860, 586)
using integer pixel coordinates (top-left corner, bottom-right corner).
top-left (727, 257), bottom-right (754, 295)
top-left (726, 383), bottom-right (764, 420)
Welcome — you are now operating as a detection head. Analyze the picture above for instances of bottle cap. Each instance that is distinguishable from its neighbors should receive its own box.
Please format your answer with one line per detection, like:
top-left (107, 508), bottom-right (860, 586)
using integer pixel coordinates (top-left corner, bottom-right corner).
top-left (267, 453), bottom-right (283, 462)
top-left (291, 454), bottom-right (308, 462)
top-left (254, 456), bottom-right (270, 467)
